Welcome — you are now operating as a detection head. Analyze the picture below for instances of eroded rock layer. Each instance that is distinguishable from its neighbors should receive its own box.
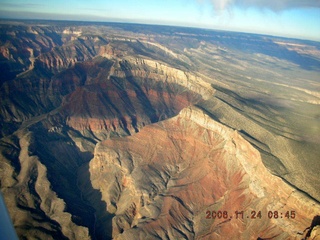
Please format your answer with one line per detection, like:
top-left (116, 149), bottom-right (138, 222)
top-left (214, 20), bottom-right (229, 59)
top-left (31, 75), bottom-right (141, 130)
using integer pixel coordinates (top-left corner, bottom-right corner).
top-left (0, 29), bottom-right (215, 238)
top-left (83, 106), bottom-right (319, 239)
top-left (1, 21), bottom-right (320, 240)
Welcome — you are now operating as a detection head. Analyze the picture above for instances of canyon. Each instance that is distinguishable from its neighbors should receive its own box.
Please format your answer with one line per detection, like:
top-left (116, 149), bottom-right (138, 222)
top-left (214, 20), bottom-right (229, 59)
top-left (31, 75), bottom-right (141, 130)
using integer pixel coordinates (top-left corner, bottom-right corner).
top-left (0, 20), bottom-right (319, 239)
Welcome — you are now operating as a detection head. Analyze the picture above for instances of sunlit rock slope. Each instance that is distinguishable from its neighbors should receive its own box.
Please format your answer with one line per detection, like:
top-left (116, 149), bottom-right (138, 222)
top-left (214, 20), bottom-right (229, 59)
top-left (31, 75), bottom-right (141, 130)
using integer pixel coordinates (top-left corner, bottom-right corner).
top-left (1, 20), bottom-right (319, 240)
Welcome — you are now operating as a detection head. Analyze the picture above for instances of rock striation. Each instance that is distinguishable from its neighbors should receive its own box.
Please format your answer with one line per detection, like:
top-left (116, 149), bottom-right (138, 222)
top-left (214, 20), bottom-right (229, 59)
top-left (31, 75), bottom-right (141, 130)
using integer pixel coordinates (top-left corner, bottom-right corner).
top-left (0, 130), bottom-right (91, 239)
top-left (83, 106), bottom-right (320, 239)
top-left (0, 23), bottom-right (216, 239)
top-left (1, 21), bottom-right (319, 240)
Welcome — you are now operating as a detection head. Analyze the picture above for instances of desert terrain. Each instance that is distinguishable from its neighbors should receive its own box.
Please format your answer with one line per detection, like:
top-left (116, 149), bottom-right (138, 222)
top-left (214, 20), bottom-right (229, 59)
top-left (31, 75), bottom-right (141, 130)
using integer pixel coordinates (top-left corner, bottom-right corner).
top-left (0, 20), bottom-right (319, 239)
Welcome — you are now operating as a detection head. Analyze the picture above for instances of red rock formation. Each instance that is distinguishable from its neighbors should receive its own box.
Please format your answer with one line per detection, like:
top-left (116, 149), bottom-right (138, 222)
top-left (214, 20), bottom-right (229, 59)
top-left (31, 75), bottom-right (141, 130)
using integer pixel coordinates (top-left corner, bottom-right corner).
top-left (49, 56), bottom-right (214, 139)
top-left (1, 22), bottom-right (319, 240)
top-left (84, 106), bottom-right (320, 240)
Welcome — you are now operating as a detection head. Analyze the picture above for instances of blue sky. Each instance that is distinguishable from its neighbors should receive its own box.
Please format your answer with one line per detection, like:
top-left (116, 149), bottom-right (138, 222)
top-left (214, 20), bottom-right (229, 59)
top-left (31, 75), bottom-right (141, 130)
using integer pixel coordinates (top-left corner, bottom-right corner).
top-left (0, 0), bottom-right (319, 41)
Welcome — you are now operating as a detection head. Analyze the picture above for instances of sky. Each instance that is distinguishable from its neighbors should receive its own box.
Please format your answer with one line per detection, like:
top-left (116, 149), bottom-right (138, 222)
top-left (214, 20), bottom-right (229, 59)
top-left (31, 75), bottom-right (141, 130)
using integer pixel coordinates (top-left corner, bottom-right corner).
top-left (0, 0), bottom-right (320, 41)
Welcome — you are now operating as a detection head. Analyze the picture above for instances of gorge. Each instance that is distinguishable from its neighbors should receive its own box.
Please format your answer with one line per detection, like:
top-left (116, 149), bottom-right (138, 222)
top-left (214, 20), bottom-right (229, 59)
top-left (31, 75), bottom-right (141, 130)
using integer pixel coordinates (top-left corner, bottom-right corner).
top-left (0, 20), bottom-right (320, 239)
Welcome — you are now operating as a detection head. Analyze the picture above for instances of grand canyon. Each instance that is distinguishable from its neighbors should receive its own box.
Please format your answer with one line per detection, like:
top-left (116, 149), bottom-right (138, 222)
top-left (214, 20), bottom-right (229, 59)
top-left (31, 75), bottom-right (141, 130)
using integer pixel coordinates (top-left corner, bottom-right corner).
top-left (0, 20), bottom-right (319, 240)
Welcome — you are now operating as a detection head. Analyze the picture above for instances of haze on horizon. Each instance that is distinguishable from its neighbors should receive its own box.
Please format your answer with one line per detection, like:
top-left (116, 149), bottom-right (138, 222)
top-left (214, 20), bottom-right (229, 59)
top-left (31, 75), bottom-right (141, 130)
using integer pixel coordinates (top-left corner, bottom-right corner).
top-left (0, 0), bottom-right (320, 41)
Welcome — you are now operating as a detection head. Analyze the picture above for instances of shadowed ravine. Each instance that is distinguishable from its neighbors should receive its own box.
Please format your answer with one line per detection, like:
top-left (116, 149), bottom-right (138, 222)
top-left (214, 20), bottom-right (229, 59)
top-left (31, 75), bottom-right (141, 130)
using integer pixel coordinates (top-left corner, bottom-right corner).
top-left (1, 21), bottom-right (320, 239)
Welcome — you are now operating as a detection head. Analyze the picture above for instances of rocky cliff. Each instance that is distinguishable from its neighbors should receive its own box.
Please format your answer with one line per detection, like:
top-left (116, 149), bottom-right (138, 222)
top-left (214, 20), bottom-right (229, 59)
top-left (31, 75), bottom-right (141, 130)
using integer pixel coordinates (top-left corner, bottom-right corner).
top-left (1, 21), bottom-right (319, 240)
top-left (83, 106), bottom-right (319, 239)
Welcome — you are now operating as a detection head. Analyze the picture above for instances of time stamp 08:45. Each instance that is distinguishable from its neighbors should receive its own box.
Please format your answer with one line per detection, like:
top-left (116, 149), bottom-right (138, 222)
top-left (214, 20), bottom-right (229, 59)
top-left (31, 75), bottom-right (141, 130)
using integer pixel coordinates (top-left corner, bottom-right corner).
top-left (205, 210), bottom-right (296, 220)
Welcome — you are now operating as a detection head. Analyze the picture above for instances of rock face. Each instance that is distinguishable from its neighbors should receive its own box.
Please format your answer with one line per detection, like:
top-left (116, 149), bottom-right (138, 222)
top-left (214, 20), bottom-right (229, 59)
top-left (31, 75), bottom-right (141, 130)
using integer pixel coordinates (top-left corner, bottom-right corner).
top-left (84, 106), bottom-right (319, 239)
top-left (0, 130), bottom-right (91, 240)
top-left (0, 25), bottom-right (63, 84)
top-left (57, 56), bottom-right (213, 140)
top-left (1, 21), bottom-right (320, 240)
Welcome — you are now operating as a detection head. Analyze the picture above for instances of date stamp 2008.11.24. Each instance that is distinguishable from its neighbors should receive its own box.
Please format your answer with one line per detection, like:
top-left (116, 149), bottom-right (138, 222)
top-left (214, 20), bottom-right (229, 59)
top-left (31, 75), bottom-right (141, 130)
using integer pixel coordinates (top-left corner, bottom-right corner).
top-left (205, 210), bottom-right (296, 220)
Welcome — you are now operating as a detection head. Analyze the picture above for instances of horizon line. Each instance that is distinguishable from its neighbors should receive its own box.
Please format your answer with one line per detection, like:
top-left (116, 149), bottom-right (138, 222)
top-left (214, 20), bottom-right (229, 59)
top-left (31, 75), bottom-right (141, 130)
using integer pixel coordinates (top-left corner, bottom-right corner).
top-left (0, 16), bottom-right (319, 43)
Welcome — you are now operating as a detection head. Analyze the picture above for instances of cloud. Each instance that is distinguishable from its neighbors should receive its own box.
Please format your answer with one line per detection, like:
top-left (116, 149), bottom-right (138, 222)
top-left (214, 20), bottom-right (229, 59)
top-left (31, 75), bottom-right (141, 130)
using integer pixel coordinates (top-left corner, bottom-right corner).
top-left (206, 0), bottom-right (320, 12)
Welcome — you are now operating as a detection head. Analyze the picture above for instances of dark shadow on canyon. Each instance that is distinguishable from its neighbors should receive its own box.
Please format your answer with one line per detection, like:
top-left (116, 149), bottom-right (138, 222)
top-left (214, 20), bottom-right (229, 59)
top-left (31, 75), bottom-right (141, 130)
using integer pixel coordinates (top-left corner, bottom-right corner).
top-left (78, 162), bottom-right (114, 240)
